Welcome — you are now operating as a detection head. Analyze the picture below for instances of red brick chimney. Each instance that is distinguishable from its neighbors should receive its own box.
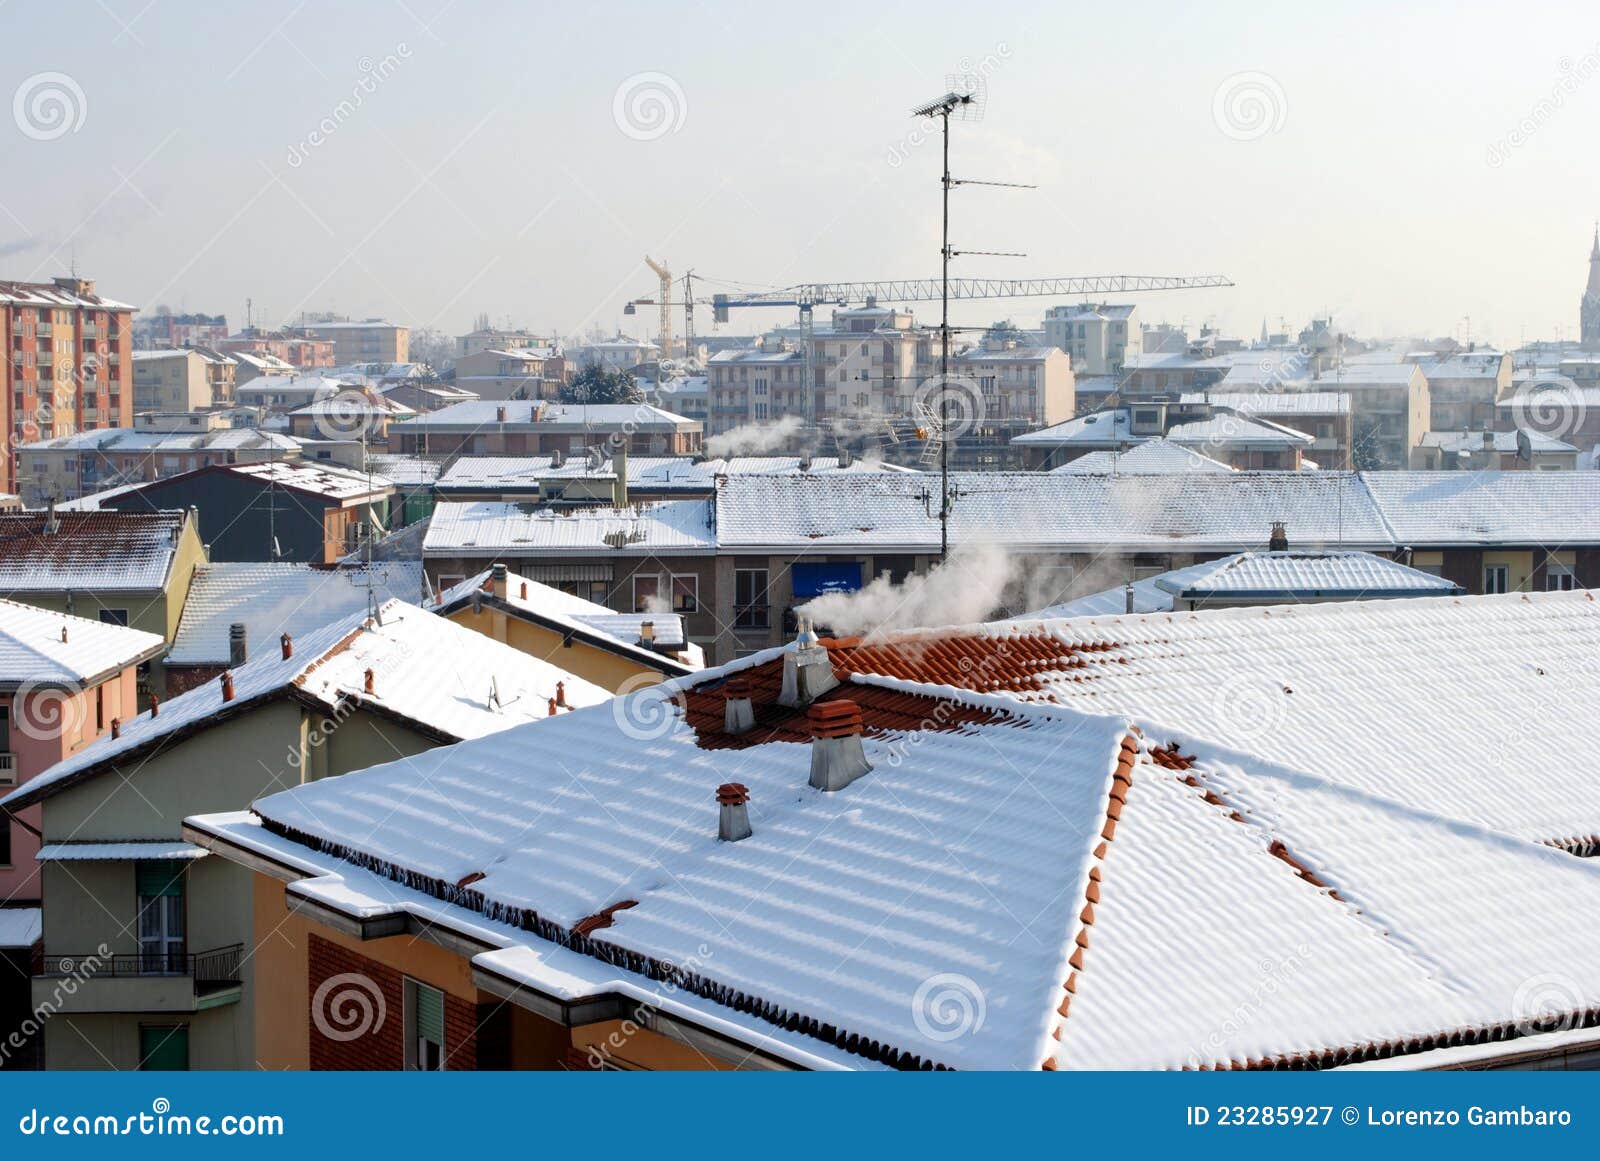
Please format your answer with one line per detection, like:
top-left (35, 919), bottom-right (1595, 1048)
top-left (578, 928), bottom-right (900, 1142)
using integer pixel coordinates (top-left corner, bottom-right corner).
top-left (220, 672), bottom-right (235, 702)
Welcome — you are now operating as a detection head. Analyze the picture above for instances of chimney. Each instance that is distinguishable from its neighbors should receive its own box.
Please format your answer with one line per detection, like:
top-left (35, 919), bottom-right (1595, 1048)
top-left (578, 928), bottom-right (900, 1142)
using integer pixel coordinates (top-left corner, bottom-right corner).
top-left (229, 622), bottom-right (248, 667)
top-left (1124, 581), bottom-right (1135, 614)
top-left (490, 562), bottom-right (508, 599)
top-left (723, 677), bottom-right (755, 735)
top-left (280, 632), bottom-right (293, 660)
top-left (547, 696), bottom-right (558, 716)
top-left (611, 441), bottom-right (629, 508)
top-left (44, 498), bottom-right (59, 535)
top-left (716, 783), bottom-right (752, 841)
top-left (60, 625), bottom-right (68, 644)
top-left (149, 693), bottom-right (160, 718)
top-left (496, 404), bottom-right (508, 423)
top-left (807, 699), bottom-right (871, 792)
top-left (778, 617), bottom-right (838, 707)
top-left (838, 448), bottom-right (853, 469)
top-left (1268, 521), bottom-right (1288, 552)
top-left (110, 717), bottom-right (121, 739)
top-left (555, 680), bottom-right (567, 708)
top-left (1481, 430), bottom-right (1495, 451)
top-left (363, 668), bottom-right (375, 694)
top-left (220, 672), bottom-right (235, 702)
top-left (551, 447), bottom-right (565, 469)
top-left (519, 581), bottom-right (528, 600)
top-left (798, 452), bottom-right (813, 473)
top-left (639, 620), bottom-right (656, 647)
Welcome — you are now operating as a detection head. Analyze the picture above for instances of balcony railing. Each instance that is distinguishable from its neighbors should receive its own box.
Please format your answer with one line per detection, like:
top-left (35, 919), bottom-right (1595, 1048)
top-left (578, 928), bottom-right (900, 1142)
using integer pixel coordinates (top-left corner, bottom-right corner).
top-left (40, 943), bottom-right (243, 988)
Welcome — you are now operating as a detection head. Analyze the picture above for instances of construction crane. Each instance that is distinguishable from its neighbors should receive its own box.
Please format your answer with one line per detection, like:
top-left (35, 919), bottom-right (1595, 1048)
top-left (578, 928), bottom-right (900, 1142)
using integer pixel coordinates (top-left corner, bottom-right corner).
top-left (642, 256), bottom-right (675, 361)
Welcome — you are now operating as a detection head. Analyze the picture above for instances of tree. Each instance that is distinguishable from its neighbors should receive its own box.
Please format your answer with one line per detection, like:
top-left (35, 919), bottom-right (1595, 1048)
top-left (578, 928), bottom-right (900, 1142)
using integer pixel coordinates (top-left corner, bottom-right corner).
top-left (560, 362), bottom-right (643, 405)
top-left (407, 326), bottom-right (456, 375)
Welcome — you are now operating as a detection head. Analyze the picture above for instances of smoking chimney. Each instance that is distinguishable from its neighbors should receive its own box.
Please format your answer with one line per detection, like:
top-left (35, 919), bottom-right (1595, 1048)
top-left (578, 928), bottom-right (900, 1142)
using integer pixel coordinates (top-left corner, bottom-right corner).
top-left (639, 620), bottom-right (655, 647)
top-left (491, 562), bottom-right (508, 600)
top-left (229, 622), bottom-right (248, 667)
top-left (1268, 521), bottom-right (1289, 552)
top-left (807, 699), bottom-right (871, 792)
top-left (838, 448), bottom-right (853, 469)
top-left (723, 676), bottom-right (755, 735)
top-left (716, 783), bottom-right (752, 841)
top-left (44, 497), bottom-right (60, 535)
top-left (778, 617), bottom-right (838, 707)
top-left (611, 441), bottom-right (629, 508)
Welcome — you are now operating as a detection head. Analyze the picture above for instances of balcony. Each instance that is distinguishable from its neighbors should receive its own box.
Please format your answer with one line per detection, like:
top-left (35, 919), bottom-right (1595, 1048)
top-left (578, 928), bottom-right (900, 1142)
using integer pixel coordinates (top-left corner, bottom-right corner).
top-left (35, 943), bottom-right (244, 1014)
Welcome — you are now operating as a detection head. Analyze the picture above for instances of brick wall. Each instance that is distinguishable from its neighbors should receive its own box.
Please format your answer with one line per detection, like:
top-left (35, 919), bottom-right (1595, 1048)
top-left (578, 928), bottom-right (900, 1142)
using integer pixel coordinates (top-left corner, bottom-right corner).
top-left (307, 933), bottom-right (504, 1070)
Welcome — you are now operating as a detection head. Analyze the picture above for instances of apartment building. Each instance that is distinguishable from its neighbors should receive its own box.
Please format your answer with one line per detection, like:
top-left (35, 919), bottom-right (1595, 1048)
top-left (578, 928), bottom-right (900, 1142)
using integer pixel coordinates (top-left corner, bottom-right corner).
top-left (218, 330), bottom-right (334, 371)
top-left (1043, 303), bottom-right (1141, 374)
top-left (386, 400), bottom-right (702, 458)
top-left (15, 424), bottom-right (301, 506)
top-left (290, 320), bottom-right (409, 365)
top-left (451, 347), bottom-right (566, 400)
top-left (456, 327), bottom-right (556, 360)
top-left (424, 471), bottom-right (1600, 664)
top-left (1410, 349), bottom-right (1514, 431)
top-left (1, 276), bottom-right (136, 494)
top-left (1200, 392), bottom-right (1353, 467)
top-left (1414, 429), bottom-right (1579, 471)
top-left (568, 334), bottom-right (656, 374)
top-left (1327, 363), bottom-right (1431, 469)
top-left (5, 601), bottom-right (606, 1070)
top-left (131, 348), bottom-right (237, 413)
top-left (131, 312), bottom-right (227, 351)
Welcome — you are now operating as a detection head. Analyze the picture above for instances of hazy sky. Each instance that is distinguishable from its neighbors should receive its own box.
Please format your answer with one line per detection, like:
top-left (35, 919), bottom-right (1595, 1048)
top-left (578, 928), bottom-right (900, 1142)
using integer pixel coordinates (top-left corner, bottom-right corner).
top-left (3, 0), bottom-right (1599, 347)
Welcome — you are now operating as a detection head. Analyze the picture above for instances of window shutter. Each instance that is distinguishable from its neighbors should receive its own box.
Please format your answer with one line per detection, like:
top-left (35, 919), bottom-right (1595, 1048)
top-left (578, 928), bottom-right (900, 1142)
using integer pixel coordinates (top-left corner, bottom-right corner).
top-left (136, 861), bottom-right (184, 898)
top-left (414, 983), bottom-right (444, 1045)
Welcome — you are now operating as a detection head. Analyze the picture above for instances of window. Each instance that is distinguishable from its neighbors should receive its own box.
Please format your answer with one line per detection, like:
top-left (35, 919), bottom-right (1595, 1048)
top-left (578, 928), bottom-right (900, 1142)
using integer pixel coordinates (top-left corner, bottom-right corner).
top-left (632, 574), bottom-right (661, 613)
top-left (136, 862), bottom-right (186, 974)
top-left (1483, 564), bottom-right (1510, 595)
top-left (98, 608), bottom-right (129, 626)
top-left (139, 1025), bottom-right (189, 1071)
top-left (734, 568), bottom-right (769, 629)
top-left (405, 979), bottom-right (446, 1070)
top-left (1547, 563), bottom-right (1577, 591)
top-left (672, 574), bottom-right (698, 613)
top-left (0, 817), bottom-right (10, 867)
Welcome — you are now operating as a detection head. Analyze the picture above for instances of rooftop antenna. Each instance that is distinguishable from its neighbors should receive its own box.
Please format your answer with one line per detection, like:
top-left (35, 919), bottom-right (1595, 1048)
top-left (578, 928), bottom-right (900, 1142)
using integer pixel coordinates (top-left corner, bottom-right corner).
top-left (911, 74), bottom-right (1034, 561)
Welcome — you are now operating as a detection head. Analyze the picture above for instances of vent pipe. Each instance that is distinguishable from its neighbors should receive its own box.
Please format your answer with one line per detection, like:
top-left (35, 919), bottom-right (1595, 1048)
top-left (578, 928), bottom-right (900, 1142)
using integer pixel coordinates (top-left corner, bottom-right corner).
top-left (717, 783), bottom-right (752, 841)
top-left (490, 562), bottom-right (508, 600)
top-left (363, 668), bottom-right (375, 694)
top-left (149, 693), bottom-right (160, 718)
top-left (807, 699), bottom-right (871, 792)
top-left (110, 717), bottom-right (121, 739)
top-left (229, 622), bottom-right (248, 667)
top-left (723, 677), bottom-right (755, 735)
top-left (1124, 581), bottom-right (1135, 615)
top-left (778, 617), bottom-right (838, 707)
top-left (555, 680), bottom-right (567, 709)
top-left (551, 448), bottom-right (565, 469)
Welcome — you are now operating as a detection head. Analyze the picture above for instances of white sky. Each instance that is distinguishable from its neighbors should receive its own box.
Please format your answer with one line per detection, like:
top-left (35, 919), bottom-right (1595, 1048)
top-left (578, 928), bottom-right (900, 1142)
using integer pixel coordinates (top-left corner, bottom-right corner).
top-left (2, 0), bottom-right (1599, 347)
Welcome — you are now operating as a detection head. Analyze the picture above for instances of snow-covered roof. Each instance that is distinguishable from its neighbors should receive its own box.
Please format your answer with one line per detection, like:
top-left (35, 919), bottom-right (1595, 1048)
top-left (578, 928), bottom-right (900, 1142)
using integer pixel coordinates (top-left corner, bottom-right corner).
top-left (0, 510), bottom-right (189, 592)
top-left (1051, 440), bottom-right (1235, 475)
top-left (425, 500), bottom-right (716, 556)
top-left (228, 461), bottom-right (393, 502)
top-left (1420, 429), bottom-right (1577, 453)
top-left (0, 907), bottom-right (41, 949)
top-left (2, 600), bottom-right (611, 813)
top-left (17, 427), bottom-right (301, 455)
top-left (1326, 363), bottom-right (1422, 387)
top-left (393, 401), bottom-right (695, 432)
top-left (0, 279), bottom-right (134, 311)
top-left (1362, 472), bottom-right (1600, 545)
top-left (168, 562), bottom-right (424, 666)
top-left (187, 588), bottom-right (1600, 1071)
top-left (361, 455), bottom-right (441, 487)
top-left (1010, 410), bottom-right (1135, 446)
top-left (1422, 353), bottom-right (1508, 379)
top-left (1204, 392), bottom-right (1351, 416)
top-left (236, 374), bottom-right (350, 398)
top-left (0, 598), bottom-right (165, 687)
top-left (37, 841), bottom-right (208, 861)
top-left (438, 454), bottom-right (913, 494)
top-left (1166, 414), bottom-right (1313, 447)
top-left (433, 568), bottom-right (697, 670)
top-left (1023, 551), bottom-right (1459, 617)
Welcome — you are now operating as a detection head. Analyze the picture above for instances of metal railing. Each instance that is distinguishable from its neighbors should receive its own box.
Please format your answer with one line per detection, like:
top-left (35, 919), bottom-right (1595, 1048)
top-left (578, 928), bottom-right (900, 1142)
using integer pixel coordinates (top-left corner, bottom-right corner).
top-left (39, 943), bottom-right (243, 984)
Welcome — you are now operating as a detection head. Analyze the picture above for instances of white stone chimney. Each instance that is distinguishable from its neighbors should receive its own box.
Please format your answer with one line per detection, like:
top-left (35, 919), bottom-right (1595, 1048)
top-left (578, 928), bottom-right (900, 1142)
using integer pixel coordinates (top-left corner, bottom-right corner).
top-left (723, 676), bottom-right (755, 735)
top-left (716, 783), bottom-right (752, 841)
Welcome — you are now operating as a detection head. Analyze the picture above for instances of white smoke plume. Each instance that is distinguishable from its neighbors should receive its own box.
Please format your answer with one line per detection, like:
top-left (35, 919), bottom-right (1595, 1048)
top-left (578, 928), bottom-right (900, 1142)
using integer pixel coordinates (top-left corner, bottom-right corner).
top-left (798, 542), bottom-right (1019, 639)
top-left (704, 414), bottom-right (805, 457)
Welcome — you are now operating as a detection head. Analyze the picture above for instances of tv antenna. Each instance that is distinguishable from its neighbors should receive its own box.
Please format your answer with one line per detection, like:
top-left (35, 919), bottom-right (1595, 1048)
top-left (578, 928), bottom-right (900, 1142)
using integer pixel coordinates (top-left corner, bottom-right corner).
top-left (912, 75), bottom-right (1035, 561)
